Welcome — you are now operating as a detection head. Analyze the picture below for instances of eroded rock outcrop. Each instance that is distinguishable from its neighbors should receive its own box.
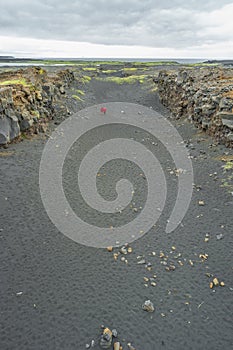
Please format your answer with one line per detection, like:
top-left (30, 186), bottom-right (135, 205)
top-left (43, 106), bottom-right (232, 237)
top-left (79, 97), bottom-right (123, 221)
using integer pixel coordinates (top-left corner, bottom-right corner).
top-left (0, 67), bottom-right (74, 144)
top-left (158, 67), bottom-right (233, 147)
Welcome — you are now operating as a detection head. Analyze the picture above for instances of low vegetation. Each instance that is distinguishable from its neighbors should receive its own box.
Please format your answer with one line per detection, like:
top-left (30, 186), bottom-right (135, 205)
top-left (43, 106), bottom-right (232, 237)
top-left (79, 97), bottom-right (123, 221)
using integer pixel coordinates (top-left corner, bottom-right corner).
top-left (101, 69), bottom-right (118, 74)
top-left (80, 75), bottom-right (92, 83)
top-left (82, 67), bottom-right (97, 71)
top-left (76, 89), bottom-right (85, 95)
top-left (96, 74), bottom-right (149, 84)
top-left (72, 94), bottom-right (84, 102)
top-left (0, 78), bottom-right (31, 87)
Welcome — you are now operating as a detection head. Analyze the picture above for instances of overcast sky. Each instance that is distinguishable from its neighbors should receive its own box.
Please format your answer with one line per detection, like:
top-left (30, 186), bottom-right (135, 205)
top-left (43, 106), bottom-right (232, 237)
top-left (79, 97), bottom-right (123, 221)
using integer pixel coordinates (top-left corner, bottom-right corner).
top-left (0, 0), bottom-right (233, 58)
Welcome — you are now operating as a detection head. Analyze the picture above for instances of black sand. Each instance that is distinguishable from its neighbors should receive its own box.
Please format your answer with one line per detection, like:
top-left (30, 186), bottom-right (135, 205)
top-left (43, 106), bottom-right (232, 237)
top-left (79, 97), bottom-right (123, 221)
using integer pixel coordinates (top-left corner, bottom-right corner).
top-left (0, 72), bottom-right (233, 349)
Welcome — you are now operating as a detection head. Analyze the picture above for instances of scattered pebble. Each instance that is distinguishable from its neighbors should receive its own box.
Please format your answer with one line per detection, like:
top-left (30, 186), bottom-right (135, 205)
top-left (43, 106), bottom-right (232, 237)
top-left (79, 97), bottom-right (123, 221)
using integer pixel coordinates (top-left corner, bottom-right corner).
top-left (112, 329), bottom-right (118, 338)
top-left (198, 301), bottom-right (204, 309)
top-left (107, 246), bottom-right (113, 252)
top-left (114, 342), bottom-right (120, 350)
top-left (199, 254), bottom-right (208, 260)
top-left (113, 253), bottom-right (119, 261)
top-left (137, 259), bottom-right (146, 265)
top-left (85, 340), bottom-right (95, 349)
top-left (142, 300), bottom-right (155, 313)
top-left (100, 328), bottom-right (112, 349)
top-left (216, 233), bottom-right (224, 240)
top-left (120, 247), bottom-right (127, 255)
top-left (198, 200), bottom-right (205, 206)
top-left (209, 278), bottom-right (225, 289)
top-left (165, 265), bottom-right (176, 271)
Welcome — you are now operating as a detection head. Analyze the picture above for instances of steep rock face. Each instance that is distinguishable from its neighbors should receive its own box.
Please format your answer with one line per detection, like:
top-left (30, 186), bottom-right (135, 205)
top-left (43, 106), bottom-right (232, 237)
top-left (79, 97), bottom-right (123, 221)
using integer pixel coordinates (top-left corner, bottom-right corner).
top-left (0, 87), bottom-right (20, 144)
top-left (0, 67), bottom-right (75, 144)
top-left (157, 67), bottom-right (233, 147)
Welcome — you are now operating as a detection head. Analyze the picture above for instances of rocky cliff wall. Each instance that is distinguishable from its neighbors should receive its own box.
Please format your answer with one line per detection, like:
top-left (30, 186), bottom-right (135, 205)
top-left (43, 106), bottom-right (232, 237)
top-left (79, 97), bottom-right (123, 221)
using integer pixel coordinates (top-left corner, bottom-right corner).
top-left (157, 68), bottom-right (233, 147)
top-left (0, 67), bottom-right (74, 145)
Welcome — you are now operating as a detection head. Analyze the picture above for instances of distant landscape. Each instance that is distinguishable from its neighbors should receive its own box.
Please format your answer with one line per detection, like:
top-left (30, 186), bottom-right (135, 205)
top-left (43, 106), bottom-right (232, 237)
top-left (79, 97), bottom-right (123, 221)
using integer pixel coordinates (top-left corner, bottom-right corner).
top-left (1, 56), bottom-right (233, 69)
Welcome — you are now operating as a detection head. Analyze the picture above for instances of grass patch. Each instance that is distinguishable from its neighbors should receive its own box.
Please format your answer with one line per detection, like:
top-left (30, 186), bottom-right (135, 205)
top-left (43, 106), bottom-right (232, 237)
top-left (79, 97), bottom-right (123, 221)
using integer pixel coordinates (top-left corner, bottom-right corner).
top-left (76, 89), bottom-right (85, 96)
top-left (31, 110), bottom-right (40, 118)
top-left (30, 60), bottom-right (84, 66)
top-left (150, 86), bottom-right (158, 93)
top-left (0, 78), bottom-right (31, 87)
top-left (22, 59), bottom-right (181, 67)
top-left (96, 75), bottom-right (149, 84)
top-left (72, 94), bottom-right (84, 102)
top-left (80, 75), bottom-right (92, 83)
top-left (223, 161), bottom-right (233, 171)
top-left (221, 174), bottom-right (233, 192)
top-left (82, 67), bottom-right (97, 71)
top-left (133, 61), bottom-right (179, 66)
top-left (123, 67), bottom-right (138, 73)
top-left (102, 69), bottom-right (118, 74)
top-left (26, 60), bottom-right (125, 66)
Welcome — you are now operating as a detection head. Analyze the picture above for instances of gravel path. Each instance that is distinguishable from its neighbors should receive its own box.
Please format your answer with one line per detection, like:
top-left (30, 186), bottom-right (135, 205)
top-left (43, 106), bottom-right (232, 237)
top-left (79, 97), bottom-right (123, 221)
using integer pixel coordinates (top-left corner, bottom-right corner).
top-left (0, 76), bottom-right (233, 350)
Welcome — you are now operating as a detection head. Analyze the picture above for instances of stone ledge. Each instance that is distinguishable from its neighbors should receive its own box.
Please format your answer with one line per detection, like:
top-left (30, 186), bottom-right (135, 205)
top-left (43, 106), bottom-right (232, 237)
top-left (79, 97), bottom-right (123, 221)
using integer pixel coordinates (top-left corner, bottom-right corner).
top-left (157, 67), bottom-right (233, 147)
top-left (0, 67), bottom-right (75, 145)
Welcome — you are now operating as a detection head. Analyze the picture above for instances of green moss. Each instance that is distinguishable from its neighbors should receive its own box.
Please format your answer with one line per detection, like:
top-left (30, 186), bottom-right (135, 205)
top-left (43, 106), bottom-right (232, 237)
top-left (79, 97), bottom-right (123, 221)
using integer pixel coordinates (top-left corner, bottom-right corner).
top-left (223, 161), bottom-right (233, 171)
top-left (102, 69), bottom-right (118, 74)
top-left (81, 75), bottom-right (91, 83)
top-left (31, 110), bottom-right (40, 118)
top-left (82, 67), bottom-right (97, 71)
top-left (76, 89), bottom-right (85, 95)
top-left (0, 78), bottom-right (31, 87)
top-left (150, 86), bottom-right (158, 93)
top-left (72, 94), bottom-right (84, 102)
top-left (96, 75), bottom-right (149, 84)
top-left (133, 61), bottom-right (179, 66)
top-left (123, 67), bottom-right (138, 73)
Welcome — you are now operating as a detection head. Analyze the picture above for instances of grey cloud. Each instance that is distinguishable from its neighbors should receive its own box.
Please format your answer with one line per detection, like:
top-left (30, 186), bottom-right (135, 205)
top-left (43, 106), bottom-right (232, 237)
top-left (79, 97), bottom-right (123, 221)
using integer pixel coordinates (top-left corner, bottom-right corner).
top-left (0, 0), bottom-right (232, 48)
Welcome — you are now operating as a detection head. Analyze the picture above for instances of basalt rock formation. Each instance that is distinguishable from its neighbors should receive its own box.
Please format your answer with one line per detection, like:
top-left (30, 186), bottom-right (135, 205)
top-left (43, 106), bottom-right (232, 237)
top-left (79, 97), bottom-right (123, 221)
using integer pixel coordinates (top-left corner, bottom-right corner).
top-left (0, 67), bottom-right (74, 145)
top-left (158, 67), bottom-right (233, 147)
